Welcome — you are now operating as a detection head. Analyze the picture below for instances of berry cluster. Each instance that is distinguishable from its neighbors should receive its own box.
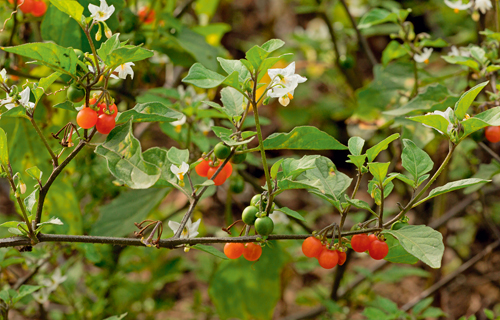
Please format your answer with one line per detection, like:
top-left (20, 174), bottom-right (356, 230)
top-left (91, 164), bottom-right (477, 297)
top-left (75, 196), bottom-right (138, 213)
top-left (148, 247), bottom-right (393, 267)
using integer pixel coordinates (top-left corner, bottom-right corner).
top-left (242, 194), bottom-right (275, 236)
top-left (76, 97), bottom-right (117, 135)
top-left (224, 242), bottom-right (262, 261)
top-left (195, 142), bottom-right (246, 185)
top-left (138, 7), bottom-right (155, 24)
top-left (350, 234), bottom-right (389, 260)
top-left (9, 0), bottom-right (47, 17)
top-left (302, 237), bottom-right (347, 269)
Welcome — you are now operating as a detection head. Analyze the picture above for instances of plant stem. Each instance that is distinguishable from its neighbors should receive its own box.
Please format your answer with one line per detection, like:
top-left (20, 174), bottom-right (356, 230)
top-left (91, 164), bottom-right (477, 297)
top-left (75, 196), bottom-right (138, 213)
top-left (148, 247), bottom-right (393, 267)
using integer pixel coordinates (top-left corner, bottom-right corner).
top-left (384, 141), bottom-right (456, 227)
top-left (338, 0), bottom-right (377, 67)
top-left (0, 227), bottom-right (382, 249)
top-left (338, 170), bottom-right (363, 245)
top-left (251, 73), bottom-right (273, 200)
top-left (6, 174), bottom-right (36, 242)
top-left (378, 183), bottom-right (384, 229)
top-left (29, 117), bottom-right (58, 167)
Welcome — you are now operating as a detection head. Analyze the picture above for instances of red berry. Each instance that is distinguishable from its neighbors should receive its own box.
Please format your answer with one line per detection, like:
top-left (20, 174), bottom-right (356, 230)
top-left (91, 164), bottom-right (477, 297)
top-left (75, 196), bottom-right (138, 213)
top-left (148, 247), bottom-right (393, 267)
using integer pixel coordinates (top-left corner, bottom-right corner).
top-left (19, 0), bottom-right (34, 13)
top-left (195, 158), bottom-right (210, 177)
top-left (138, 7), bottom-right (155, 24)
top-left (368, 239), bottom-right (389, 260)
top-left (96, 113), bottom-right (116, 134)
top-left (243, 243), bottom-right (262, 261)
top-left (337, 250), bottom-right (347, 265)
top-left (98, 103), bottom-right (118, 118)
top-left (318, 248), bottom-right (339, 269)
top-left (222, 161), bottom-right (233, 177)
top-left (77, 108), bottom-right (98, 129)
top-left (350, 234), bottom-right (370, 252)
top-left (31, 0), bottom-right (47, 17)
top-left (224, 243), bottom-right (244, 259)
top-left (207, 166), bottom-right (227, 186)
top-left (485, 126), bottom-right (500, 143)
top-left (368, 234), bottom-right (378, 243)
top-left (302, 237), bottom-right (324, 258)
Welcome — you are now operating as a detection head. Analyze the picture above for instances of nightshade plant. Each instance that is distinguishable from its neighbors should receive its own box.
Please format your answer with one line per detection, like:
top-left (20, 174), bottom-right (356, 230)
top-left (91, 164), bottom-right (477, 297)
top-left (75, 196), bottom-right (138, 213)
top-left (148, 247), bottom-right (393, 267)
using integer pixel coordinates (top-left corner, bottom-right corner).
top-left (1, 0), bottom-right (500, 318)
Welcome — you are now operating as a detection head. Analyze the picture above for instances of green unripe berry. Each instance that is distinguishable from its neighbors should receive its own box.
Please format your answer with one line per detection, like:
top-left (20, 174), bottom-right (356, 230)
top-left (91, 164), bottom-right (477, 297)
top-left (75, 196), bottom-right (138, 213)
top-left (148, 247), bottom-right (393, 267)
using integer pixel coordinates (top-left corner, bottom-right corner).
top-left (229, 176), bottom-right (245, 194)
top-left (391, 221), bottom-right (409, 230)
top-left (255, 216), bottom-right (274, 236)
top-left (67, 85), bottom-right (85, 103)
top-left (242, 206), bottom-right (259, 225)
top-left (74, 49), bottom-right (84, 61)
top-left (214, 142), bottom-right (231, 159)
top-left (231, 152), bottom-right (247, 164)
top-left (250, 194), bottom-right (264, 207)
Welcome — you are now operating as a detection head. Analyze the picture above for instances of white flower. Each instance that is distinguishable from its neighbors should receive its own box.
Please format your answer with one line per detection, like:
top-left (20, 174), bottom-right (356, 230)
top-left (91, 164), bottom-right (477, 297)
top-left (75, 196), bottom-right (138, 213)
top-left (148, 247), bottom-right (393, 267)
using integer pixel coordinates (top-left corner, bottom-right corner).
top-left (32, 268), bottom-right (67, 305)
top-left (111, 62), bottom-right (135, 80)
top-left (89, 0), bottom-right (115, 22)
top-left (269, 210), bottom-right (290, 225)
top-left (475, 0), bottom-right (492, 13)
top-left (448, 45), bottom-right (471, 57)
top-left (170, 162), bottom-right (189, 181)
top-left (1, 96), bottom-right (16, 110)
top-left (444, 0), bottom-right (473, 12)
top-left (19, 87), bottom-right (35, 109)
top-left (198, 119), bottom-right (214, 135)
top-left (0, 69), bottom-right (6, 83)
top-left (414, 48), bottom-right (433, 64)
top-left (267, 62), bottom-right (307, 107)
top-left (168, 218), bottom-right (201, 239)
top-left (170, 115), bottom-right (186, 132)
top-left (424, 107), bottom-right (455, 135)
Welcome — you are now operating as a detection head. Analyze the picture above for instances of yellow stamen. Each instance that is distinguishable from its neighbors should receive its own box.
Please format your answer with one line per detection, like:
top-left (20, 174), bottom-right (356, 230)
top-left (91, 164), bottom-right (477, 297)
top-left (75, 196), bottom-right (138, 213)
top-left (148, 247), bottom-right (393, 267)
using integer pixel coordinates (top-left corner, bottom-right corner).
top-left (424, 59), bottom-right (429, 64)
top-left (179, 173), bottom-right (184, 181)
top-left (203, 130), bottom-right (209, 136)
top-left (175, 125), bottom-right (182, 133)
top-left (454, 8), bottom-right (459, 13)
top-left (287, 92), bottom-right (294, 100)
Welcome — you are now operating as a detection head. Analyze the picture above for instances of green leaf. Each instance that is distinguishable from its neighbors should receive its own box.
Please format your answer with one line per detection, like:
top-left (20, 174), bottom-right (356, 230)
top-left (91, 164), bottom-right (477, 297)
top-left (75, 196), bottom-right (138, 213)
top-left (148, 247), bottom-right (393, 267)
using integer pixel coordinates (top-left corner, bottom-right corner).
top-left (305, 157), bottom-right (352, 204)
top-left (368, 162), bottom-right (390, 182)
top-left (421, 307), bottom-right (447, 318)
top-left (409, 114), bottom-right (450, 135)
top-left (368, 180), bottom-right (393, 205)
top-left (465, 161), bottom-right (500, 194)
top-left (275, 207), bottom-right (305, 221)
top-left (212, 126), bottom-right (255, 146)
top-left (34, 72), bottom-right (62, 104)
top-left (263, 126), bottom-right (347, 150)
top-left (246, 45), bottom-right (269, 70)
top-left (91, 188), bottom-right (169, 237)
top-left (217, 57), bottom-right (251, 82)
top-left (0, 128), bottom-right (8, 167)
top-left (182, 63), bottom-right (238, 89)
top-left (220, 87), bottom-right (245, 117)
top-left (257, 53), bottom-right (293, 82)
top-left (483, 309), bottom-right (495, 320)
top-left (454, 81), bottom-right (488, 120)
top-left (24, 189), bottom-right (37, 215)
top-left (401, 139), bottom-right (433, 182)
top-left (194, 180), bottom-right (215, 188)
top-left (97, 34), bottom-right (121, 62)
top-left (103, 313), bottom-right (128, 320)
top-left (384, 84), bottom-right (454, 116)
top-left (366, 133), bottom-right (400, 162)
top-left (461, 107), bottom-right (500, 139)
top-left (280, 155), bottom-right (319, 180)
top-left (415, 178), bottom-right (490, 206)
top-left (53, 101), bottom-right (76, 112)
top-left (115, 102), bottom-right (184, 124)
top-left (270, 158), bottom-right (284, 180)
top-left (25, 166), bottom-right (42, 182)
top-left (2, 43), bottom-right (78, 76)
top-left (344, 196), bottom-right (376, 215)
top-left (12, 285), bottom-right (41, 304)
top-left (260, 39), bottom-right (285, 53)
top-left (103, 46), bottom-right (154, 69)
top-left (346, 154), bottom-right (367, 169)
top-left (0, 107), bottom-right (29, 119)
top-left (358, 8), bottom-right (398, 29)
top-left (167, 147), bottom-right (189, 166)
top-left (209, 242), bottom-right (289, 319)
top-left (419, 38), bottom-right (448, 48)
top-left (362, 307), bottom-right (389, 319)
top-left (384, 225), bottom-right (445, 268)
top-left (412, 297), bottom-right (433, 315)
top-left (48, 0), bottom-right (84, 23)
top-left (393, 173), bottom-right (415, 186)
top-left (193, 244), bottom-right (228, 260)
top-left (95, 120), bottom-right (161, 189)
top-left (37, 217), bottom-right (63, 227)
top-left (348, 136), bottom-right (365, 155)
top-left (441, 55), bottom-right (480, 71)
top-left (382, 40), bottom-right (409, 65)
top-left (0, 221), bottom-right (23, 228)
top-left (383, 234), bottom-right (419, 264)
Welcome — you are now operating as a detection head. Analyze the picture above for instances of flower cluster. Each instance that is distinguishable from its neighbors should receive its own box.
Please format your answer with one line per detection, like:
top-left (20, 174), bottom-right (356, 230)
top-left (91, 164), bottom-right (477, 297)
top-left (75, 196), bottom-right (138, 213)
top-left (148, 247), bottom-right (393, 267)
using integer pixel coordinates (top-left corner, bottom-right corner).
top-left (444, 0), bottom-right (492, 14)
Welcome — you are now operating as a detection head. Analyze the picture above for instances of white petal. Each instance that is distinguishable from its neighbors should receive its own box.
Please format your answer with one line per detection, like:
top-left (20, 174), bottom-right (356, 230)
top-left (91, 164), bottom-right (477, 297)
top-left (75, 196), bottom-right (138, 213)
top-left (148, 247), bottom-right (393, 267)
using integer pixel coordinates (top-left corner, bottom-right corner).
top-left (19, 87), bottom-right (31, 106)
top-left (179, 162), bottom-right (190, 174)
top-left (189, 218), bottom-right (201, 235)
top-left (168, 220), bottom-right (181, 233)
top-left (88, 3), bottom-right (99, 15)
top-left (170, 164), bottom-right (181, 175)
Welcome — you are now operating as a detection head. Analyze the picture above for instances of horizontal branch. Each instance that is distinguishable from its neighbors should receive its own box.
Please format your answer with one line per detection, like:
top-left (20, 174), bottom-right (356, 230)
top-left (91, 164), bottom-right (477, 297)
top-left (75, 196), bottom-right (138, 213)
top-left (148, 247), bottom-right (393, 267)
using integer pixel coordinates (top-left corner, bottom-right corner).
top-left (0, 228), bottom-right (382, 249)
